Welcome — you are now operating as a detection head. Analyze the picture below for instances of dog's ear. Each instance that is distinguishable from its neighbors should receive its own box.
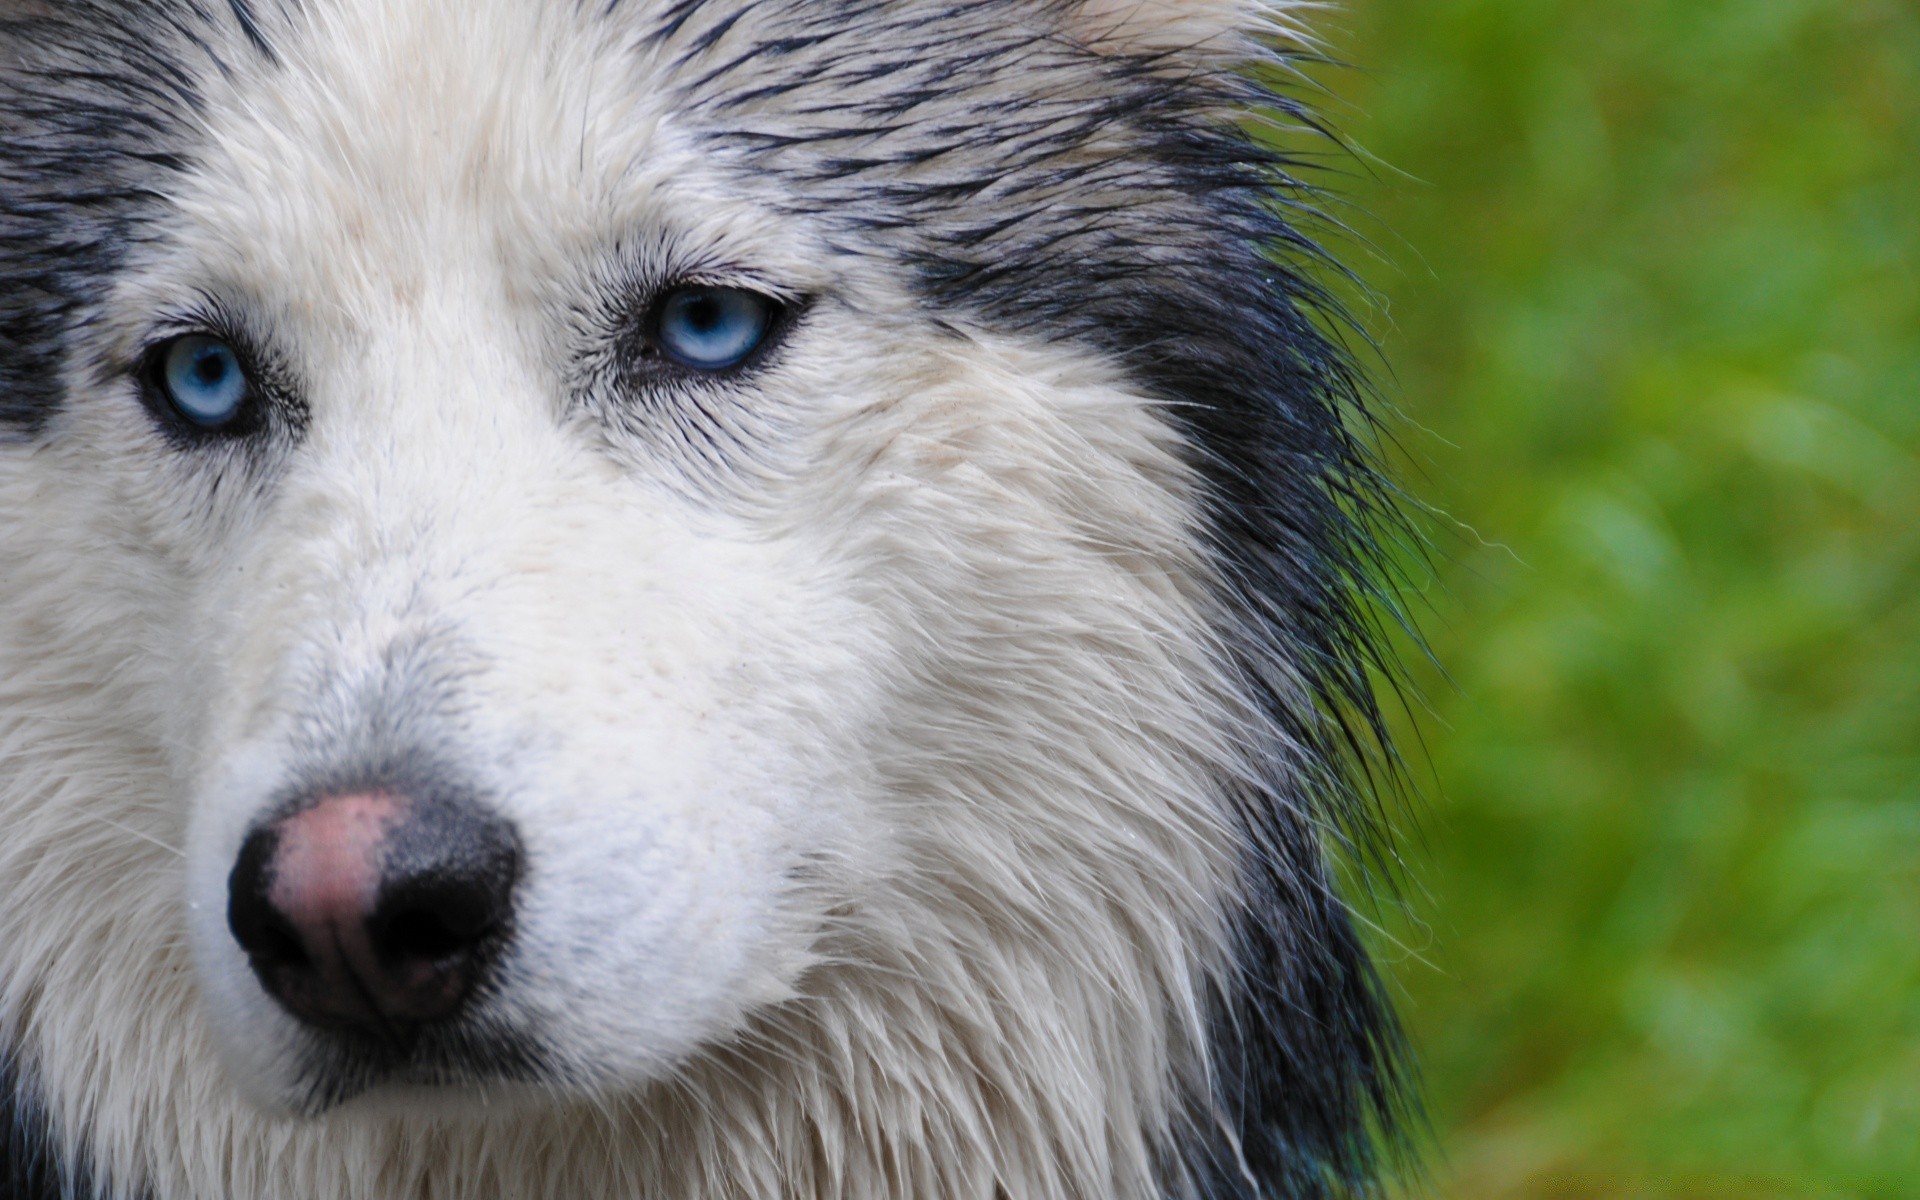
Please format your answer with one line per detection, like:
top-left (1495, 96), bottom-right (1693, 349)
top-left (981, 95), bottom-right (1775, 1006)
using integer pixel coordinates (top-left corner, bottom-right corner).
top-left (1066, 0), bottom-right (1281, 56)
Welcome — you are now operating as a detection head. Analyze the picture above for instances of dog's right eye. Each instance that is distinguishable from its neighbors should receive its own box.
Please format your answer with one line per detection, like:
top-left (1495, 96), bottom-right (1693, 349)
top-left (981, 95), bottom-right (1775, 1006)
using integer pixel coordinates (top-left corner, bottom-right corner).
top-left (148, 334), bottom-right (252, 428)
top-left (651, 286), bottom-right (780, 372)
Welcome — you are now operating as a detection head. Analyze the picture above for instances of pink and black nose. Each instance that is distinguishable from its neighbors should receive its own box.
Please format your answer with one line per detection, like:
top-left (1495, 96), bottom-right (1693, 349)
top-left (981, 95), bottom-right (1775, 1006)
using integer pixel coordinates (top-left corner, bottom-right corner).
top-left (226, 790), bottom-right (522, 1040)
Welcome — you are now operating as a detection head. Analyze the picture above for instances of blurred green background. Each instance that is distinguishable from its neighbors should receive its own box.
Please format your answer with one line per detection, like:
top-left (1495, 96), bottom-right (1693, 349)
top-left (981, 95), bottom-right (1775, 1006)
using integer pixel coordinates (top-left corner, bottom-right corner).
top-left (1321, 0), bottom-right (1920, 1194)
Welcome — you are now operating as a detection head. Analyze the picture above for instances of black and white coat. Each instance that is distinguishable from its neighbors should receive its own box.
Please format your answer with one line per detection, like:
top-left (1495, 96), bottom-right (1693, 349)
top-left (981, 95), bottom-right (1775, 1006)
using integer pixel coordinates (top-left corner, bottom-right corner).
top-left (0, 2), bottom-right (1411, 1197)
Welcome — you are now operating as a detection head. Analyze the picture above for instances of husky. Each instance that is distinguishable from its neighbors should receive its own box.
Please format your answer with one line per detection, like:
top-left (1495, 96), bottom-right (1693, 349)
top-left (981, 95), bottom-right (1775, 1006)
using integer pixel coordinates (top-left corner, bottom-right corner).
top-left (0, 1), bottom-right (1412, 1197)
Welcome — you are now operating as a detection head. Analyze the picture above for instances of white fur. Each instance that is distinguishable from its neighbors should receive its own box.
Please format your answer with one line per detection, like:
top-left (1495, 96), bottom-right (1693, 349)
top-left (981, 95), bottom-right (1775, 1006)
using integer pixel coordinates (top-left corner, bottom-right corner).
top-left (0, 1), bottom-right (1315, 1196)
top-left (1078, 0), bottom-right (1298, 52)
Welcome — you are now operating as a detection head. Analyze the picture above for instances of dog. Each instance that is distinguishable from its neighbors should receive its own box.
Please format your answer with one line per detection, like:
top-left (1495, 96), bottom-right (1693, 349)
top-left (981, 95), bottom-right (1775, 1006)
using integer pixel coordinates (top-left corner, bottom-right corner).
top-left (0, 1), bottom-right (1411, 1196)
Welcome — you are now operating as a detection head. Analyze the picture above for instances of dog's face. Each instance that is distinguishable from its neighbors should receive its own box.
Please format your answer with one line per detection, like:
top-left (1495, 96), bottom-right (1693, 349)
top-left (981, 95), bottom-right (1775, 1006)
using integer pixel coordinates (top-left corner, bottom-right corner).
top-left (23, 0), bottom-right (1228, 1115)
top-left (2, 3), bottom-right (1410, 1194)
top-left (125, 4), bottom-right (875, 1111)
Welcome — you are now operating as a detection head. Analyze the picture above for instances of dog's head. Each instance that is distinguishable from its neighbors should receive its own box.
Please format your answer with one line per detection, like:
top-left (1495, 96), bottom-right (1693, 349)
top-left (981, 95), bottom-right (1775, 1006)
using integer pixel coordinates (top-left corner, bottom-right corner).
top-left (0, 0), bottom-right (1403, 1194)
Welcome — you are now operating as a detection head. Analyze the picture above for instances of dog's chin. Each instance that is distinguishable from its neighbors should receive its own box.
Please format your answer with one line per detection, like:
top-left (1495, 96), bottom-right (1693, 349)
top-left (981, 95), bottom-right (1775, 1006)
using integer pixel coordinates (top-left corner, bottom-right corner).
top-left (225, 991), bottom-right (722, 1121)
top-left (300, 1077), bottom-right (565, 1122)
top-left (217, 1008), bottom-right (565, 1118)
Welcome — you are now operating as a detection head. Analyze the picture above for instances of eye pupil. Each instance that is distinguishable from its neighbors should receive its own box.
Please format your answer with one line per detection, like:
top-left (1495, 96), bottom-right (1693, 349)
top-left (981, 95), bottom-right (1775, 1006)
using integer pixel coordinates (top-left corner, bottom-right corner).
top-left (652, 286), bottom-right (777, 371)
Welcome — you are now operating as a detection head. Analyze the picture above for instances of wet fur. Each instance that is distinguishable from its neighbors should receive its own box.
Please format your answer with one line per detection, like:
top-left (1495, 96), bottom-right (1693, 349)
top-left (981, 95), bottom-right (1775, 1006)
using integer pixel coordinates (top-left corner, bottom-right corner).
top-left (0, 2), bottom-right (1411, 1197)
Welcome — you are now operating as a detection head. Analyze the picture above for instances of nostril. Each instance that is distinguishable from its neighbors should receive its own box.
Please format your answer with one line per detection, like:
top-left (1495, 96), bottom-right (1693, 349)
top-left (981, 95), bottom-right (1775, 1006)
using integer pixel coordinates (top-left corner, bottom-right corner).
top-left (245, 909), bottom-right (313, 970)
top-left (380, 907), bottom-right (469, 963)
top-left (369, 796), bottom-right (521, 968)
top-left (374, 880), bottom-right (506, 964)
top-left (228, 825), bottom-right (296, 966)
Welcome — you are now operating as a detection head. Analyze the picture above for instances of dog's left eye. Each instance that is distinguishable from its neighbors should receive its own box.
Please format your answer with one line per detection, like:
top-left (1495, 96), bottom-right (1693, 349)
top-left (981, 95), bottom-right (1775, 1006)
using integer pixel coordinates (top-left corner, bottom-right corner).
top-left (151, 334), bottom-right (252, 427)
top-left (652, 286), bottom-right (778, 371)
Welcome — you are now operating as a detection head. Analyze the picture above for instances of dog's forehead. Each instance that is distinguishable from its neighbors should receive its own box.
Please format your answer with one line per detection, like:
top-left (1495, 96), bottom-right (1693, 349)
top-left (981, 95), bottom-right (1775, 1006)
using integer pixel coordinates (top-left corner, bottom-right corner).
top-left (167, 0), bottom-right (761, 313)
top-left (5, 0), bottom-right (1276, 434)
top-left (158, 0), bottom-right (1176, 327)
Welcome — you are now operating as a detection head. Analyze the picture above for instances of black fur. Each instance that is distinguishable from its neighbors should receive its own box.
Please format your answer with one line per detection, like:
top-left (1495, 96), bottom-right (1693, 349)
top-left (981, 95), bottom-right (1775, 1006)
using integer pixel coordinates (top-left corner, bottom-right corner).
top-left (929, 86), bottom-right (1418, 1200)
top-left (0, 4), bottom-right (215, 437)
top-left (227, 0), bottom-right (278, 63)
top-left (948, 92), bottom-right (1415, 1199)
top-left (1069, 99), bottom-right (1415, 1200)
top-left (1, 1044), bottom-right (108, 1200)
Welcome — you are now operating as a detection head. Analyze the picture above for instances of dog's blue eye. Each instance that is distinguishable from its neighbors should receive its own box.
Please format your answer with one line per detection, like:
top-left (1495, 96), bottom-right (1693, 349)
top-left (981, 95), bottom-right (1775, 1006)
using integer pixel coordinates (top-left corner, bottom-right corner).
top-left (654, 287), bottom-right (776, 371)
top-left (157, 335), bottom-right (250, 426)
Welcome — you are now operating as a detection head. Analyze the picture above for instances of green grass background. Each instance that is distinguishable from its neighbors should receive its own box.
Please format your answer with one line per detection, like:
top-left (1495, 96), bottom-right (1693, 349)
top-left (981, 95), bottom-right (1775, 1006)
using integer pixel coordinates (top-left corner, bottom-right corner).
top-left (1314, 0), bottom-right (1920, 1194)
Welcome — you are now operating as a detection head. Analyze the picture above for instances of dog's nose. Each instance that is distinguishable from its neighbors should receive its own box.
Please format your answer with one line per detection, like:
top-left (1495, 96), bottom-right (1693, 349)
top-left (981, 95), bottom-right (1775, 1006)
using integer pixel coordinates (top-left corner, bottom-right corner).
top-left (226, 790), bottom-right (522, 1041)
